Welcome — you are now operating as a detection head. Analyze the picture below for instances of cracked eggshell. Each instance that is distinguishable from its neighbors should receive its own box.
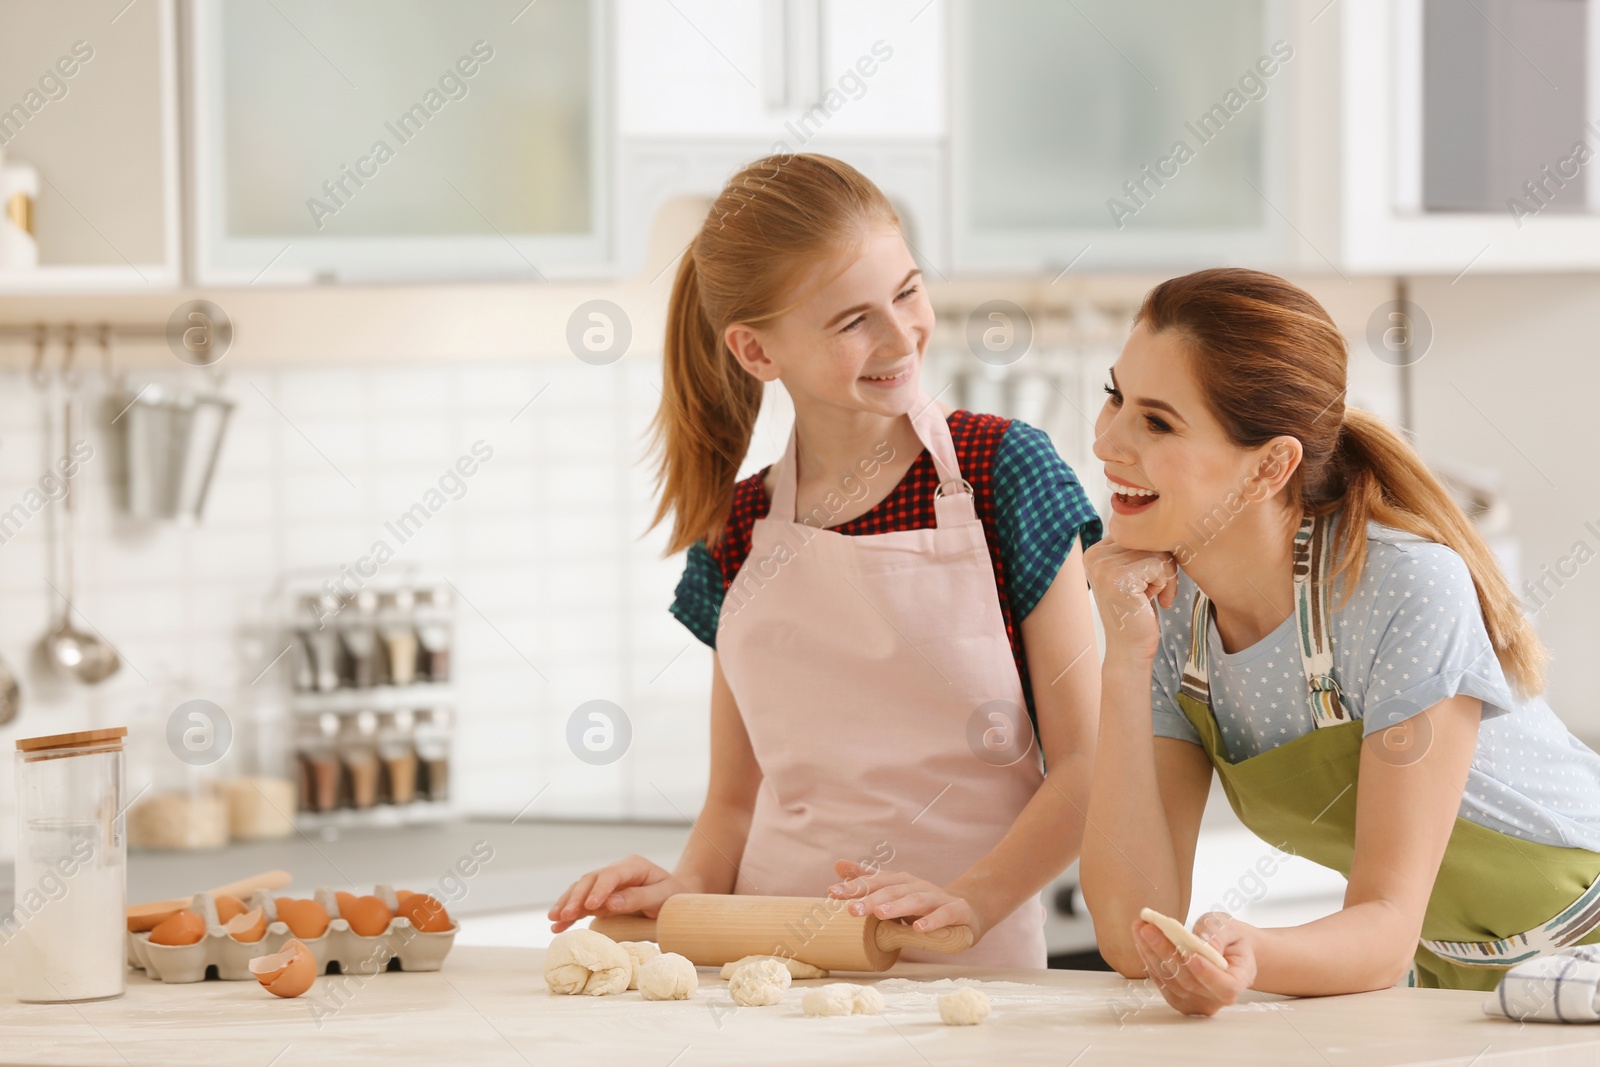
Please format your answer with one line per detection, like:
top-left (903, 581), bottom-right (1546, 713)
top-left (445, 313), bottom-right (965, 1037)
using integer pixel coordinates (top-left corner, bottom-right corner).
top-left (250, 939), bottom-right (317, 999)
top-left (224, 907), bottom-right (268, 943)
top-left (213, 894), bottom-right (248, 925)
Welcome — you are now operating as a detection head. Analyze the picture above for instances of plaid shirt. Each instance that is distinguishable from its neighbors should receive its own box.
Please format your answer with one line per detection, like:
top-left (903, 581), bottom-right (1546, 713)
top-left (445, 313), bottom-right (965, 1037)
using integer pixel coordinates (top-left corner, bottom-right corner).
top-left (671, 411), bottom-right (1102, 716)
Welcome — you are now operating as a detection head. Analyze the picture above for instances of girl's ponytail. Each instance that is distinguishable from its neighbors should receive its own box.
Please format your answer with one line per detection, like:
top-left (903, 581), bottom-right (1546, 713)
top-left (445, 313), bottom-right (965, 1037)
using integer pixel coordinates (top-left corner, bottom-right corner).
top-left (650, 246), bottom-right (764, 555)
top-left (647, 153), bottom-right (900, 555)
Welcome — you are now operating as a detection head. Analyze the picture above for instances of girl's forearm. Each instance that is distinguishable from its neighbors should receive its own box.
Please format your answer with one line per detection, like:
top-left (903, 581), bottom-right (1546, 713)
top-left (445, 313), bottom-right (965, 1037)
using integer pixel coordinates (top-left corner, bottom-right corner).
top-left (671, 796), bottom-right (756, 895)
top-left (1080, 654), bottom-right (1185, 969)
top-left (948, 748), bottom-right (1094, 933)
top-left (1247, 901), bottom-right (1418, 995)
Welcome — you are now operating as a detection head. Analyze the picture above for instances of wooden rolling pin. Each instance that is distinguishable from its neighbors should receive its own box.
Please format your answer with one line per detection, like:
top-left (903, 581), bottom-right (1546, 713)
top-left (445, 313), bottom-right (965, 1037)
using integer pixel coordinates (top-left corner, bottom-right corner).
top-left (588, 894), bottom-right (974, 971)
top-left (126, 869), bottom-right (293, 932)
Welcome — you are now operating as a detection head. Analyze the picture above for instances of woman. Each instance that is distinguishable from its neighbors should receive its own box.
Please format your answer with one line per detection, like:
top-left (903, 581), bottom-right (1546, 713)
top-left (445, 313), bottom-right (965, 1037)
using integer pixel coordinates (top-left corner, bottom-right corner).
top-left (547, 154), bottom-right (1103, 966)
top-left (1081, 267), bottom-right (1600, 1010)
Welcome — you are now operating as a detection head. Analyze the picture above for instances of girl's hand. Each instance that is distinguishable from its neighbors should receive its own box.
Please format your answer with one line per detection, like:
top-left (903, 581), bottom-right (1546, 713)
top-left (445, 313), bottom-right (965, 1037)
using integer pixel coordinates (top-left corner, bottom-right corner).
top-left (1083, 539), bottom-right (1181, 662)
top-left (1131, 911), bottom-right (1257, 1017)
top-left (547, 855), bottom-right (692, 933)
top-left (826, 860), bottom-right (986, 940)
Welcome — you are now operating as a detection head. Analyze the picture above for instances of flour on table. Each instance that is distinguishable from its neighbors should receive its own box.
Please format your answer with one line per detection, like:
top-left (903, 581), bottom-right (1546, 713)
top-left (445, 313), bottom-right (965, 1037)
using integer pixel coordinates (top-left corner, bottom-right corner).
top-left (728, 957), bottom-right (790, 1006)
top-left (718, 954), bottom-right (828, 981)
top-left (545, 928), bottom-right (632, 996)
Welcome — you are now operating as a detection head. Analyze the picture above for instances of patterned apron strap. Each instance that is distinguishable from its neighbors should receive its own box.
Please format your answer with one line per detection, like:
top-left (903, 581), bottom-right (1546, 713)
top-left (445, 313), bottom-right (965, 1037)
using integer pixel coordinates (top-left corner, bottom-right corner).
top-left (1178, 590), bottom-right (1212, 706)
top-left (1295, 513), bottom-right (1350, 729)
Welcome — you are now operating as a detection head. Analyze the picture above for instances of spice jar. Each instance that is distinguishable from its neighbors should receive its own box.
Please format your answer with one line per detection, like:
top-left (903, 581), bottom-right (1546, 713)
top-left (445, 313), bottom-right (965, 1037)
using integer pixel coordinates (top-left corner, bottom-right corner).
top-left (416, 587), bottom-right (453, 683)
top-left (13, 727), bottom-right (128, 1002)
top-left (379, 588), bottom-right (419, 686)
top-left (299, 713), bottom-right (342, 813)
top-left (414, 707), bottom-right (452, 802)
top-left (340, 590), bottom-right (380, 689)
top-left (338, 711), bottom-right (381, 810)
top-left (377, 709), bottom-right (419, 805)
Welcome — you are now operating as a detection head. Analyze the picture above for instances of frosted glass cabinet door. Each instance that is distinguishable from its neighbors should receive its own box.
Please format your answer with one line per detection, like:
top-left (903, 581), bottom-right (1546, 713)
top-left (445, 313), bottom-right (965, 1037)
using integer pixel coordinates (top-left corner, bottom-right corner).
top-left (190, 0), bottom-right (607, 283)
top-left (951, 0), bottom-right (1288, 272)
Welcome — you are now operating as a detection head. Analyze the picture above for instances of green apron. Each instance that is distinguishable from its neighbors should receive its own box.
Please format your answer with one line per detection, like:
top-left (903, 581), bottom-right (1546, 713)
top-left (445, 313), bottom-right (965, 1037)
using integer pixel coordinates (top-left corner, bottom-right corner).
top-left (1174, 514), bottom-right (1600, 991)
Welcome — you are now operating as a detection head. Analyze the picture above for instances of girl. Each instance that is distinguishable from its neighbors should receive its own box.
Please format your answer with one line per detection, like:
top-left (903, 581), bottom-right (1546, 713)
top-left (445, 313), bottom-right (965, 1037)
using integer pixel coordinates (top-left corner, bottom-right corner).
top-left (1081, 268), bottom-right (1600, 1009)
top-left (547, 154), bottom-right (1104, 967)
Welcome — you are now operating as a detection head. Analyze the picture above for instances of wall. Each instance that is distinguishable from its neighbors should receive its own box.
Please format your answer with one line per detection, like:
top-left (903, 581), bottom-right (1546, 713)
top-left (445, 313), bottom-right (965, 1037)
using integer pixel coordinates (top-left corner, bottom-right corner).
top-left (1410, 273), bottom-right (1600, 738)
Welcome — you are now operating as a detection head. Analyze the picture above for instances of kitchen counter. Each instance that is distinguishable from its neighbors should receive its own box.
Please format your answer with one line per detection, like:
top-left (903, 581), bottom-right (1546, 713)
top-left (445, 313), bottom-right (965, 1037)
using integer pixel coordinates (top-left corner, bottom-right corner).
top-left (3, 818), bottom-right (693, 925)
top-left (1, 944), bottom-right (1595, 1066)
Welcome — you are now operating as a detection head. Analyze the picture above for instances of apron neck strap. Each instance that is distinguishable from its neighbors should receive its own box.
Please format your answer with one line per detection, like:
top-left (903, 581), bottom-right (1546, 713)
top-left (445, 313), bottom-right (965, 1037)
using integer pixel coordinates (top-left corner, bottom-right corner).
top-left (768, 390), bottom-right (969, 526)
top-left (1179, 512), bottom-right (1350, 728)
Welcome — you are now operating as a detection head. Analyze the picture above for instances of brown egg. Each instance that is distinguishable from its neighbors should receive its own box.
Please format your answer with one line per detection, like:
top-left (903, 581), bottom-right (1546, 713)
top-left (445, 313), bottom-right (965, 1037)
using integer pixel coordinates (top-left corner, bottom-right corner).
top-left (340, 895), bottom-right (394, 937)
top-left (249, 938), bottom-right (317, 998)
top-left (224, 906), bottom-right (268, 943)
top-left (273, 897), bottom-right (331, 939)
top-left (335, 891), bottom-right (358, 914)
top-left (213, 894), bottom-right (248, 924)
top-left (397, 893), bottom-right (452, 933)
top-left (148, 908), bottom-right (206, 946)
top-left (395, 889), bottom-right (416, 904)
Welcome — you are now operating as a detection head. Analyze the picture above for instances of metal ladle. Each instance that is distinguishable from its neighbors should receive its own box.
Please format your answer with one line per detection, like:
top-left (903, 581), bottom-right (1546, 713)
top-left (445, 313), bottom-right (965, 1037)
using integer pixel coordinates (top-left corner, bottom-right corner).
top-left (39, 334), bottom-right (120, 685)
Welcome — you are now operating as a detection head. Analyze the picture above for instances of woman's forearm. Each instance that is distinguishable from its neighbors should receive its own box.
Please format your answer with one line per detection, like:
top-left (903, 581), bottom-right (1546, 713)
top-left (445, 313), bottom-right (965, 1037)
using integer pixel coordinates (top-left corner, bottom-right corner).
top-left (671, 795), bottom-right (756, 895)
top-left (948, 748), bottom-right (1094, 933)
top-left (1080, 653), bottom-right (1186, 971)
top-left (1246, 901), bottom-right (1417, 994)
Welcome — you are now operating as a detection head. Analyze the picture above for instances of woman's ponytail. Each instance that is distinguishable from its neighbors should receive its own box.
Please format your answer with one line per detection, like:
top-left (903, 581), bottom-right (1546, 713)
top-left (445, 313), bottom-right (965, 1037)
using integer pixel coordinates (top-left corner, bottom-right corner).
top-left (647, 153), bottom-right (901, 555)
top-left (1322, 409), bottom-right (1547, 696)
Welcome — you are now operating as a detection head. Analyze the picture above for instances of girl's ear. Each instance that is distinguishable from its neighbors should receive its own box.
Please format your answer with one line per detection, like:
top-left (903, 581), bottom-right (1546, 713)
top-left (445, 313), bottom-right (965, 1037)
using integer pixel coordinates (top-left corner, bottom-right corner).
top-left (724, 323), bottom-right (781, 382)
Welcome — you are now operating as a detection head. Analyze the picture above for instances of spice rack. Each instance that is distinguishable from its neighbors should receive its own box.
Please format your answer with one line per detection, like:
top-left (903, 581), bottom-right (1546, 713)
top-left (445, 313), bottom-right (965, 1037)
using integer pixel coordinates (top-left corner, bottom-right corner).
top-left (281, 575), bottom-right (456, 830)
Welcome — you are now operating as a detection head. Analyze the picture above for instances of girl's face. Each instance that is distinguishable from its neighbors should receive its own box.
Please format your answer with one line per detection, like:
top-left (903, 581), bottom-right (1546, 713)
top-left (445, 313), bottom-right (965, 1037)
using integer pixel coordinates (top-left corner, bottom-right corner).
top-left (1093, 322), bottom-right (1295, 552)
top-left (727, 225), bottom-right (933, 418)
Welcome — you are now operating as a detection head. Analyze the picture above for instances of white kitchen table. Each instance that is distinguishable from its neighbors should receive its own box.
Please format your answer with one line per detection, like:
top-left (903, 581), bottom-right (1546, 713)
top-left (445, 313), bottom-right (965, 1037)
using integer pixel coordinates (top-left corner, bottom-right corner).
top-left (1, 944), bottom-right (1596, 1067)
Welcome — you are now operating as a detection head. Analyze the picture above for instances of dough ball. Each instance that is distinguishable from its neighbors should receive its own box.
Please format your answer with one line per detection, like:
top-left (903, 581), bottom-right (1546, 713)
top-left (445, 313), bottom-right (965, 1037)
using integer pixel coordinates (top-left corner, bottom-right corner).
top-left (718, 954), bottom-right (828, 981)
top-left (637, 952), bottom-right (698, 1001)
top-left (801, 984), bottom-right (856, 1017)
top-left (728, 957), bottom-right (791, 1007)
top-left (545, 928), bottom-right (632, 996)
top-left (937, 987), bottom-right (991, 1026)
top-left (850, 985), bottom-right (885, 1015)
top-left (619, 941), bottom-right (661, 990)
top-left (802, 983), bottom-right (885, 1017)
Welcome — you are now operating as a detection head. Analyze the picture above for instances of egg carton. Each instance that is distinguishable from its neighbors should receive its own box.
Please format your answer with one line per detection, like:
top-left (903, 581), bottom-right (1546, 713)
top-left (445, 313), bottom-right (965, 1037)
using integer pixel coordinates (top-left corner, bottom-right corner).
top-left (126, 884), bottom-right (458, 983)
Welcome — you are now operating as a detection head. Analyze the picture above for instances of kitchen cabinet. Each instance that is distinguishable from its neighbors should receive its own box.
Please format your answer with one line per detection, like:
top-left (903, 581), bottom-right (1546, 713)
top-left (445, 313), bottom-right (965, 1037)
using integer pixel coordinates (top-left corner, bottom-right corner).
top-left (950, 0), bottom-right (1294, 274)
top-left (615, 0), bottom-right (944, 141)
top-left (0, 0), bottom-right (180, 291)
top-left (188, 0), bottom-right (610, 284)
top-left (1335, 0), bottom-right (1600, 272)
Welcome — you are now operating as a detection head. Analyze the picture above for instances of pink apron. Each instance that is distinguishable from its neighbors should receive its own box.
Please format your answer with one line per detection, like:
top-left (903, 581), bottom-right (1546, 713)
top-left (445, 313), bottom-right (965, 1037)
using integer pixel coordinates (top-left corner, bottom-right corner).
top-left (716, 391), bottom-right (1048, 968)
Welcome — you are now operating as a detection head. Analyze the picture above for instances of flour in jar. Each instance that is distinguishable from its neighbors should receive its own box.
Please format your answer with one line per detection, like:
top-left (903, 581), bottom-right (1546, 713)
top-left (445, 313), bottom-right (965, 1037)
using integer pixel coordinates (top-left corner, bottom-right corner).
top-left (11, 821), bottom-right (125, 1002)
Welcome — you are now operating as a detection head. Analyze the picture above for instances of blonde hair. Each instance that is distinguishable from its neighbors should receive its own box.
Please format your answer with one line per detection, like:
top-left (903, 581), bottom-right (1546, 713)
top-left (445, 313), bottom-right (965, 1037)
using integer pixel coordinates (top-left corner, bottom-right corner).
top-left (1138, 268), bottom-right (1547, 697)
top-left (648, 153), bottom-right (899, 555)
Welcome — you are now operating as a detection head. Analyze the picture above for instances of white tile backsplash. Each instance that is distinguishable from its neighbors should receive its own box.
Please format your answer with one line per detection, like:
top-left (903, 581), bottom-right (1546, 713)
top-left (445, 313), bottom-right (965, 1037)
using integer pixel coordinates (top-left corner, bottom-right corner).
top-left (0, 354), bottom-right (714, 862)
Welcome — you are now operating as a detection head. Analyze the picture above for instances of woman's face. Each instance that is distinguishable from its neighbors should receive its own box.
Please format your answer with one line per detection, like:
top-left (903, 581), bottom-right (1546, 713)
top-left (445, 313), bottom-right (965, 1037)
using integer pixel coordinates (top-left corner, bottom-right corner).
top-left (729, 224), bottom-right (933, 419)
top-left (1093, 322), bottom-right (1293, 553)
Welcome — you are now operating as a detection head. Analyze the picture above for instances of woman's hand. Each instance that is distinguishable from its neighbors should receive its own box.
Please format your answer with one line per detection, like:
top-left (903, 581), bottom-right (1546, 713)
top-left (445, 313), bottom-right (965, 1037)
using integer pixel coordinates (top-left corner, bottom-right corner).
top-left (826, 860), bottom-right (987, 940)
top-left (547, 855), bottom-right (694, 933)
top-left (1083, 539), bottom-right (1181, 663)
top-left (1132, 911), bottom-right (1257, 1016)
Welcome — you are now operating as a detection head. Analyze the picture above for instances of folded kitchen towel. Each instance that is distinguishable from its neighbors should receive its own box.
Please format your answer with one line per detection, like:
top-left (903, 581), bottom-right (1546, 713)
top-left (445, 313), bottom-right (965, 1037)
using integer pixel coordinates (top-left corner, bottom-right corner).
top-left (1484, 945), bottom-right (1600, 1023)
